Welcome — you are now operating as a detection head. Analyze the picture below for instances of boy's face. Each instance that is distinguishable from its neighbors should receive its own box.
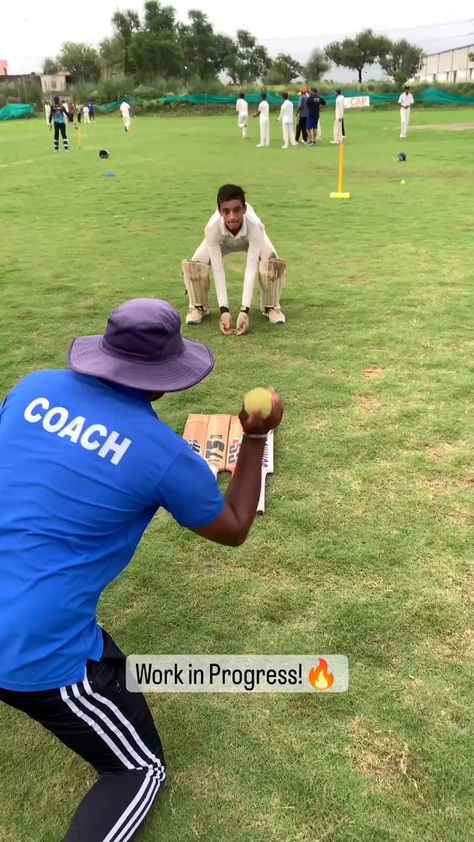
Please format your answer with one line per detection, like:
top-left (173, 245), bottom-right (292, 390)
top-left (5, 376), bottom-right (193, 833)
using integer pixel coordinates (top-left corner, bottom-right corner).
top-left (219, 199), bottom-right (246, 234)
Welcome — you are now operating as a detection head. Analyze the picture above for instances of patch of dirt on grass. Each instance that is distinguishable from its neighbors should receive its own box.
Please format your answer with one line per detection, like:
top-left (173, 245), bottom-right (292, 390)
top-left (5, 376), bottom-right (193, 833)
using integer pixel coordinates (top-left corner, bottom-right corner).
top-left (424, 478), bottom-right (450, 494)
top-left (426, 442), bottom-right (458, 459)
top-left (363, 366), bottom-right (384, 379)
top-left (416, 629), bottom-right (474, 661)
top-left (357, 395), bottom-right (381, 411)
top-left (425, 477), bottom-right (474, 494)
top-left (347, 717), bottom-right (423, 797)
top-left (411, 123), bottom-right (474, 131)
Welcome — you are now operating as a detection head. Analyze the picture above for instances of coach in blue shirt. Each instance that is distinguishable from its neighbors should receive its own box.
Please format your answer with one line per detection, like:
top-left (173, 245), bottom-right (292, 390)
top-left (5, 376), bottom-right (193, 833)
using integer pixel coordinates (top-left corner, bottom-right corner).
top-left (0, 298), bottom-right (283, 842)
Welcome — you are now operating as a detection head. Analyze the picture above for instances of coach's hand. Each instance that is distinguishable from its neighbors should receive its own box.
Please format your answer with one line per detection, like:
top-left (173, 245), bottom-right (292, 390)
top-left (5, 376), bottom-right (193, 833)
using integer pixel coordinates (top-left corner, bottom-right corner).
top-left (239, 386), bottom-right (283, 436)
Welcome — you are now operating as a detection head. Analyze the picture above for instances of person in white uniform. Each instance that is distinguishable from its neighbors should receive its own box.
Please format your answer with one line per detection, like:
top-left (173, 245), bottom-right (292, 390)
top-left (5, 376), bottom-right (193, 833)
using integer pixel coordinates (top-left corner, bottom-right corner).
top-left (330, 89), bottom-right (345, 144)
top-left (235, 93), bottom-right (249, 139)
top-left (253, 93), bottom-right (270, 147)
top-left (181, 184), bottom-right (287, 334)
top-left (120, 100), bottom-right (131, 132)
top-left (277, 93), bottom-right (297, 149)
top-left (398, 85), bottom-right (414, 139)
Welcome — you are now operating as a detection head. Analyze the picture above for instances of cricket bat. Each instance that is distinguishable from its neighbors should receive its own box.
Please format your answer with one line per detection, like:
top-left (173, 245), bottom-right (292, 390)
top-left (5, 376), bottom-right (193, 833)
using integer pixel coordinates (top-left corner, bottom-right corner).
top-left (257, 430), bottom-right (274, 514)
top-left (182, 414), bottom-right (209, 460)
top-left (225, 416), bottom-right (243, 475)
top-left (204, 414), bottom-right (231, 477)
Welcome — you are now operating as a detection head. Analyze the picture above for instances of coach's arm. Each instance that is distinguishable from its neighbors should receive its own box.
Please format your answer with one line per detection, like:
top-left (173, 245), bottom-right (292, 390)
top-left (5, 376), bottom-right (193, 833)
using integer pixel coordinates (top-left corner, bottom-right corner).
top-left (193, 390), bottom-right (283, 547)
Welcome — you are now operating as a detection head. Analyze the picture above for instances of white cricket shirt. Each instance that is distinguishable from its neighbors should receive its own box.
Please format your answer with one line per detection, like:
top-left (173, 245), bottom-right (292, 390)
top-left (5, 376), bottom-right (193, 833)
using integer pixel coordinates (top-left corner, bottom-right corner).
top-left (204, 203), bottom-right (264, 300)
top-left (236, 98), bottom-right (248, 115)
top-left (279, 100), bottom-right (294, 124)
top-left (258, 100), bottom-right (270, 121)
top-left (398, 92), bottom-right (414, 108)
top-left (120, 102), bottom-right (130, 115)
top-left (335, 95), bottom-right (345, 119)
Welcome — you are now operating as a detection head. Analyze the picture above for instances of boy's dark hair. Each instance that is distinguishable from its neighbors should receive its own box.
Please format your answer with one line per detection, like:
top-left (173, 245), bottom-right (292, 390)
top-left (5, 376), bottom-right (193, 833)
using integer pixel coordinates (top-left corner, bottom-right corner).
top-left (282, 92), bottom-right (288, 99)
top-left (261, 92), bottom-right (267, 100)
top-left (217, 184), bottom-right (246, 208)
top-left (239, 92), bottom-right (245, 98)
top-left (336, 89), bottom-right (342, 95)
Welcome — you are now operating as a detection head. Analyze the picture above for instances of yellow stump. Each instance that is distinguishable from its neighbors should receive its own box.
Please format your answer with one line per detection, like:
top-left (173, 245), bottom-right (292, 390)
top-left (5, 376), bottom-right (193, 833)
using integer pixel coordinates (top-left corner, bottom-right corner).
top-left (330, 142), bottom-right (350, 200)
top-left (77, 127), bottom-right (83, 150)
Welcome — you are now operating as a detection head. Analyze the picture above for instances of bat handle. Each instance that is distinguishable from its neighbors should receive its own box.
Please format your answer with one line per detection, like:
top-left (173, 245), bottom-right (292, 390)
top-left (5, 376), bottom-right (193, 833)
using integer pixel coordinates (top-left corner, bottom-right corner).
top-left (257, 476), bottom-right (266, 514)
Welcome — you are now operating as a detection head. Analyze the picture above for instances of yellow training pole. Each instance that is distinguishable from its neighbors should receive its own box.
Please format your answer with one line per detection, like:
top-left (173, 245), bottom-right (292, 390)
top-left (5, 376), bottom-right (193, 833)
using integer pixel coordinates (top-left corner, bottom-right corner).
top-left (338, 142), bottom-right (344, 192)
top-left (330, 141), bottom-right (350, 200)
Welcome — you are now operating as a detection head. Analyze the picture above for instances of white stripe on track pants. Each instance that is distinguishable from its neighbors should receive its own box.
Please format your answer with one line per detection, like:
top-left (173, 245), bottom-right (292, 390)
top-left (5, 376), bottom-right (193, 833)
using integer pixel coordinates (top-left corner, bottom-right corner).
top-left (0, 629), bottom-right (166, 842)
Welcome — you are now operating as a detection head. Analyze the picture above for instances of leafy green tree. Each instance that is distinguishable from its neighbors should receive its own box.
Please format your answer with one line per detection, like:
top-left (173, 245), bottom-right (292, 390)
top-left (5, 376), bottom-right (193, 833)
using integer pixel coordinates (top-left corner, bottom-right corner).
top-left (304, 48), bottom-right (330, 82)
top-left (130, 1), bottom-right (183, 80)
top-left (111, 9), bottom-right (140, 75)
top-left (379, 40), bottom-right (424, 86)
top-left (43, 58), bottom-right (59, 74)
top-left (225, 30), bottom-right (271, 85)
top-left (265, 53), bottom-right (304, 85)
top-left (57, 42), bottom-right (101, 82)
top-left (326, 29), bottom-right (390, 83)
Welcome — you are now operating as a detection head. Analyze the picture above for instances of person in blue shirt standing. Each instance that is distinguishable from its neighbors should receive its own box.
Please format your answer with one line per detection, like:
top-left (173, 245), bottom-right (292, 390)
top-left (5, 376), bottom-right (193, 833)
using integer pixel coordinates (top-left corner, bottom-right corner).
top-left (0, 298), bottom-right (283, 842)
top-left (306, 89), bottom-right (326, 146)
top-left (48, 95), bottom-right (73, 152)
top-left (295, 87), bottom-right (309, 144)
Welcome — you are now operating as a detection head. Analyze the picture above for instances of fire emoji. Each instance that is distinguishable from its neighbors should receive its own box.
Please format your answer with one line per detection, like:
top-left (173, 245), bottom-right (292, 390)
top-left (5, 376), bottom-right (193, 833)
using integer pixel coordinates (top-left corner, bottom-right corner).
top-left (308, 658), bottom-right (335, 691)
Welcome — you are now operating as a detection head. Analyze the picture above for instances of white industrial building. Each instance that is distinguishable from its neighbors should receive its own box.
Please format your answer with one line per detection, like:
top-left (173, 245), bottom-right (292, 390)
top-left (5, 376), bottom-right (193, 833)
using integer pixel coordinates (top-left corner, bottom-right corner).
top-left (415, 44), bottom-right (474, 84)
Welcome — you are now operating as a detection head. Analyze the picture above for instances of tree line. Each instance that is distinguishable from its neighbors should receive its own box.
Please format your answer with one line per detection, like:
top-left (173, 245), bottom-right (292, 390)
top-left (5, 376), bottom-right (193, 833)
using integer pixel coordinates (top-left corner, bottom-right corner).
top-left (43, 2), bottom-right (424, 89)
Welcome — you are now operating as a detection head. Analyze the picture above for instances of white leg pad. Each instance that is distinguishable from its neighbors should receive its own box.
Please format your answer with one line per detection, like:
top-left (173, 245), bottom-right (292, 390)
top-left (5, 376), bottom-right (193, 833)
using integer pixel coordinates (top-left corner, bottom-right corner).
top-left (258, 258), bottom-right (286, 310)
top-left (182, 260), bottom-right (210, 309)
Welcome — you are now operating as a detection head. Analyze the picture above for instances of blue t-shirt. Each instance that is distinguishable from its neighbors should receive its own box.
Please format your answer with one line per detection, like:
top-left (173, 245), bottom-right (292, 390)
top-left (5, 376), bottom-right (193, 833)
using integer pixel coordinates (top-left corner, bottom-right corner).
top-left (0, 370), bottom-right (224, 691)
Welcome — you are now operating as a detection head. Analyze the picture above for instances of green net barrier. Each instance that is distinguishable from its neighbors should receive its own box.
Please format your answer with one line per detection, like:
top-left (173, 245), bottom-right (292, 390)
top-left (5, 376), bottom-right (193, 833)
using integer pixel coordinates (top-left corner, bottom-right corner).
top-left (0, 103), bottom-right (36, 120)
top-left (2, 87), bottom-right (474, 119)
top-left (94, 87), bottom-right (474, 111)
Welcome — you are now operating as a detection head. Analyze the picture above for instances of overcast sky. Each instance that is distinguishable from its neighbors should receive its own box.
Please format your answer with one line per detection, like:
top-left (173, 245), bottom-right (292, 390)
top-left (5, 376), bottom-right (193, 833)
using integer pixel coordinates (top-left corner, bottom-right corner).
top-left (2, 1), bottom-right (474, 73)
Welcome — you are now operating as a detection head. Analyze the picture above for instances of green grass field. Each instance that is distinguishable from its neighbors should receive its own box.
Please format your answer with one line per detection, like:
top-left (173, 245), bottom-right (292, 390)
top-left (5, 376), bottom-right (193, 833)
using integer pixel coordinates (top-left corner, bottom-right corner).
top-left (0, 108), bottom-right (473, 842)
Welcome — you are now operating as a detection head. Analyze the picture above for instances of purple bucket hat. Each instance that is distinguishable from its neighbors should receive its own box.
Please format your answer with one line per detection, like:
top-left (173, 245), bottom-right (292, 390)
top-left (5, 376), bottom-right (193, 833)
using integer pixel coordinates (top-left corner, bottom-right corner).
top-left (68, 299), bottom-right (214, 392)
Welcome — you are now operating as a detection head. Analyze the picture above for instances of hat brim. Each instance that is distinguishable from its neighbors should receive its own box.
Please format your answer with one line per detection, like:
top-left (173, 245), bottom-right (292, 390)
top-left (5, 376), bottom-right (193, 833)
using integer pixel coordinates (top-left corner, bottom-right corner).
top-left (68, 334), bottom-right (214, 393)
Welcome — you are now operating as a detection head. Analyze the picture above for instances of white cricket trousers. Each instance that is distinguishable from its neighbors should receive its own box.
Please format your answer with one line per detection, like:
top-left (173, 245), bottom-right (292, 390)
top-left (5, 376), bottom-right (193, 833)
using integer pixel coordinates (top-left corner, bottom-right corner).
top-left (400, 107), bottom-right (410, 138)
top-left (238, 114), bottom-right (248, 138)
top-left (333, 118), bottom-right (343, 143)
top-left (192, 234), bottom-right (278, 309)
top-left (123, 115), bottom-right (131, 131)
top-left (259, 119), bottom-right (270, 146)
top-left (282, 122), bottom-right (296, 147)
top-left (83, 111), bottom-right (91, 124)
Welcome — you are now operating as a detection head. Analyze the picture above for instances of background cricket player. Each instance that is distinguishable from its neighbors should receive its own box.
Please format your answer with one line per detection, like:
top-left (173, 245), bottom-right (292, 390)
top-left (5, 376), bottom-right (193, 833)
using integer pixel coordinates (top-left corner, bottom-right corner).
top-left (253, 92), bottom-right (270, 147)
top-left (181, 184), bottom-right (287, 335)
top-left (120, 100), bottom-right (131, 132)
top-left (48, 95), bottom-right (73, 153)
top-left (331, 89), bottom-right (345, 145)
top-left (277, 93), bottom-right (297, 149)
top-left (235, 93), bottom-right (249, 139)
top-left (398, 85), bottom-right (414, 139)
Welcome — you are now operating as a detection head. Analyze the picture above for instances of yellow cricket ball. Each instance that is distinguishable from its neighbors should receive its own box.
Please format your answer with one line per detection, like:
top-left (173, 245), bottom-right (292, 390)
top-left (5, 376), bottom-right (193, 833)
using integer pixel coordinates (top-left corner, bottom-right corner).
top-left (243, 387), bottom-right (273, 419)
top-left (400, 179), bottom-right (406, 184)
